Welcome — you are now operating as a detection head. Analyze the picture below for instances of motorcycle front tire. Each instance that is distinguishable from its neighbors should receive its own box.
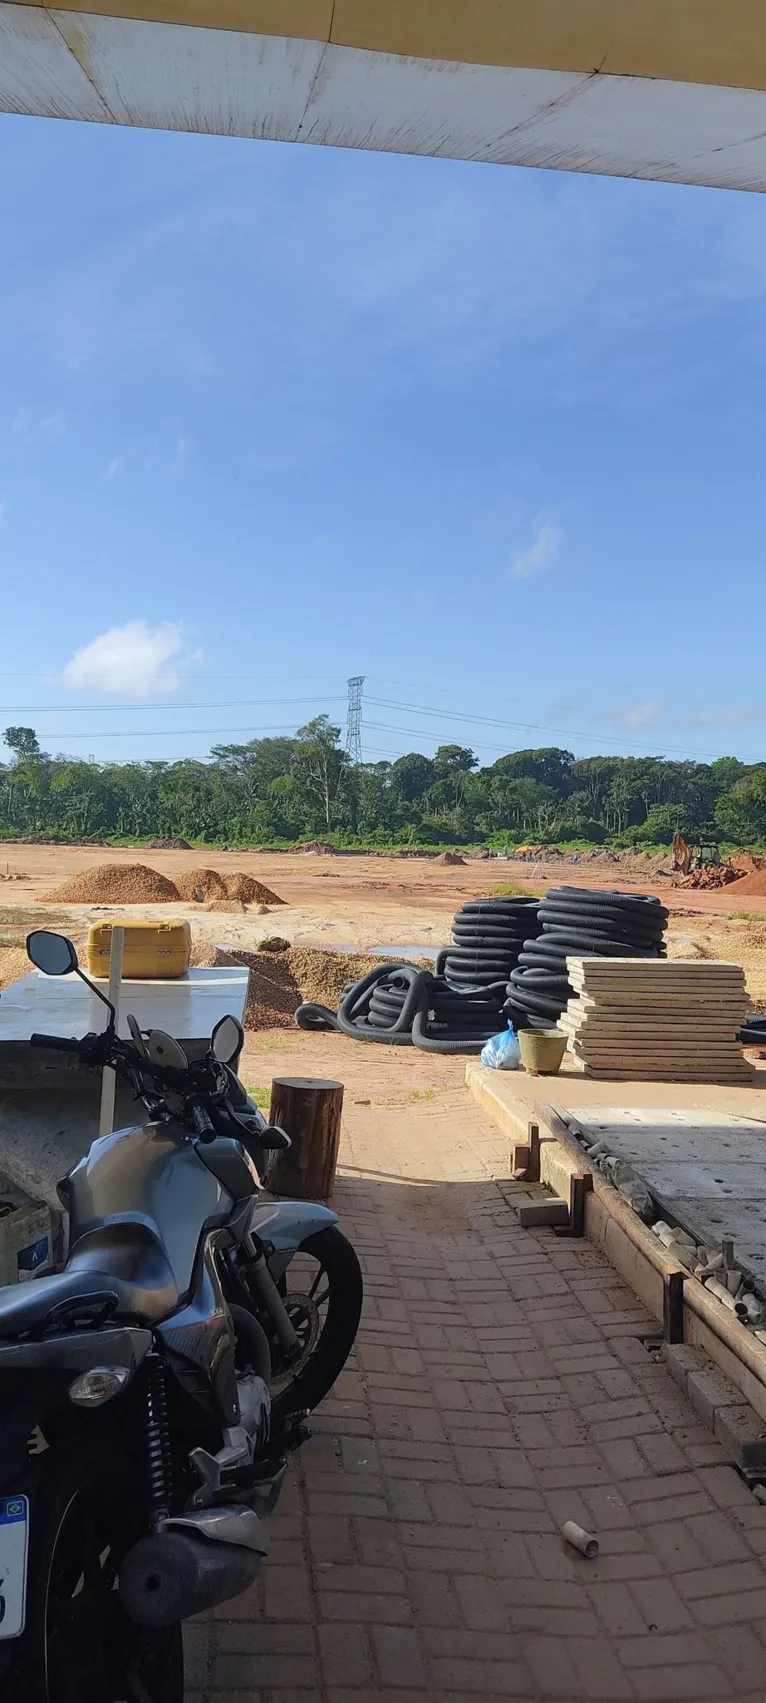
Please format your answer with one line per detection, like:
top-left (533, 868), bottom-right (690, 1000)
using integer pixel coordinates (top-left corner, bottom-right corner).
top-left (9, 1443), bottom-right (183, 1703)
top-left (269, 1226), bottom-right (363, 1422)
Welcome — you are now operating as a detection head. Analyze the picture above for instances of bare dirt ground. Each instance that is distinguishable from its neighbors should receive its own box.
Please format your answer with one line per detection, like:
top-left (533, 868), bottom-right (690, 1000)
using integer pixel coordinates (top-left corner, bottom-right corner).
top-left (1, 844), bottom-right (765, 1009)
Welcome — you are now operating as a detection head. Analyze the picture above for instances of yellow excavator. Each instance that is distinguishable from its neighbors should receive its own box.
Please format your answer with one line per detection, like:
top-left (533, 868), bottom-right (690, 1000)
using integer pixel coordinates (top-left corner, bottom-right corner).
top-left (672, 831), bottom-right (722, 875)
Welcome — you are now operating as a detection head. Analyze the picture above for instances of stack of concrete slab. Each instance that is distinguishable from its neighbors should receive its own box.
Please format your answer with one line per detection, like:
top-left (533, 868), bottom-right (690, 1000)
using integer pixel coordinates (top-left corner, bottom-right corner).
top-left (559, 958), bottom-right (754, 1083)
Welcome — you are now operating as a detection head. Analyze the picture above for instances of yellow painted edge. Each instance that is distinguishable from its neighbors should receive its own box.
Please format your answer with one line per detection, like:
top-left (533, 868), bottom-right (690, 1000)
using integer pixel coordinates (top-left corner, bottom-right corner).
top-left (7, 0), bottom-right (766, 92)
top-left (19, 0), bottom-right (335, 42)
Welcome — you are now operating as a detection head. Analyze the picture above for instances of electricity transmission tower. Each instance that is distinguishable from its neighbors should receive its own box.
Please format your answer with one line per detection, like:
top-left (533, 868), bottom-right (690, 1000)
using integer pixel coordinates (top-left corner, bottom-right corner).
top-left (346, 676), bottom-right (365, 765)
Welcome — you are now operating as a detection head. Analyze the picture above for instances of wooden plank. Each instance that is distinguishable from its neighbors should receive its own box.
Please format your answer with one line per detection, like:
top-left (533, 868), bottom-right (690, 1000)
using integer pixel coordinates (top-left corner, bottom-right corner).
top-left (664, 1269), bottom-right (685, 1344)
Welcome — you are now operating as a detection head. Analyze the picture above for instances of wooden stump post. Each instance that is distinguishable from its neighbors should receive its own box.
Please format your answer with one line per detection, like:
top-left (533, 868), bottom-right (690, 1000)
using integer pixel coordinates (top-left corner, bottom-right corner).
top-left (267, 1077), bottom-right (344, 1200)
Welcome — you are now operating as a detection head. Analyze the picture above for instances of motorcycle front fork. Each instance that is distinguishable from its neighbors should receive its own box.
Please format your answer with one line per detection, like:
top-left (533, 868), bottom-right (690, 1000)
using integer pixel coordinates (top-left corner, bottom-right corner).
top-left (243, 1241), bottom-right (302, 1364)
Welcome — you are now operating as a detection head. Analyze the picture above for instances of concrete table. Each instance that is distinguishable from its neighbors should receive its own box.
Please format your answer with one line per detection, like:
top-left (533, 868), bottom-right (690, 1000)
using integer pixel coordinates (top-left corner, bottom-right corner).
top-left (0, 966), bottom-right (248, 1051)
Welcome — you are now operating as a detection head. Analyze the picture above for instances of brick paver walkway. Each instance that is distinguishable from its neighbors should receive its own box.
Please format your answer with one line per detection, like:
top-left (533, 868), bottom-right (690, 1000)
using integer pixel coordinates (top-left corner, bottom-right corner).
top-left (188, 1086), bottom-right (766, 1702)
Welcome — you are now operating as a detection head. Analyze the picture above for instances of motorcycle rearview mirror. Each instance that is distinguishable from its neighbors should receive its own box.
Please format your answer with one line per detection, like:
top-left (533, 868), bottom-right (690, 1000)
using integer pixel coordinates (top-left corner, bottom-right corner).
top-left (211, 1014), bottom-right (244, 1065)
top-left (26, 930), bottom-right (117, 1030)
top-left (26, 930), bottom-right (78, 977)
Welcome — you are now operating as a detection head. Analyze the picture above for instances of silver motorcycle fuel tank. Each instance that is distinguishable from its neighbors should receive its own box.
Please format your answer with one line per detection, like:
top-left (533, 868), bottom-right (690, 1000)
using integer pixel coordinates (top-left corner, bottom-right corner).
top-left (63, 1121), bottom-right (232, 1294)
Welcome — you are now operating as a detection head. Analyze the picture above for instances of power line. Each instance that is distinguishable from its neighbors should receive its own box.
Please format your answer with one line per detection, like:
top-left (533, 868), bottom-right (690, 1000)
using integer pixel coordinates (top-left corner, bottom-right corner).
top-left (4, 694), bottom-right (752, 764)
top-left (18, 723), bottom-right (305, 742)
top-left (0, 671), bottom-right (345, 683)
top-left (365, 697), bottom-right (730, 762)
top-left (0, 695), bottom-right (346, 713)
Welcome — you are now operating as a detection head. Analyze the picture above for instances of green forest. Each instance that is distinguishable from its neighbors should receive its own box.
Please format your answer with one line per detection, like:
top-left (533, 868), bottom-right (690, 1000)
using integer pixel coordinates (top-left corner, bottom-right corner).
top-left (1, 720), bottom-right (765, 849)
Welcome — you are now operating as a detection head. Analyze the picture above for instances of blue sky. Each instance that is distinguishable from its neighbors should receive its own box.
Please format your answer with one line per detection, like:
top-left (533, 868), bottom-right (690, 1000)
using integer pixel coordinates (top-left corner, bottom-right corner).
top-left (1, 112), bottom-right (764, 769)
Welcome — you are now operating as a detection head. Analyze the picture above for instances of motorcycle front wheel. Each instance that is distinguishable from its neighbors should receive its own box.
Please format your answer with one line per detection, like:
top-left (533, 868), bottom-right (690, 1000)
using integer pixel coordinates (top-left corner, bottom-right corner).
top-left (268, 1226), bottom-right (363, 1421)
top-left (12, 1445), bottom-right (183, 1703)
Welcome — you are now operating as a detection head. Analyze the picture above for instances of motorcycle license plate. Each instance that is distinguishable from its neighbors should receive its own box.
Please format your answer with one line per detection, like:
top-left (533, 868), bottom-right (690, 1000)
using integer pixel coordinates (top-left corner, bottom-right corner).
top-left (0, 1496), bottom-right (29, 1639)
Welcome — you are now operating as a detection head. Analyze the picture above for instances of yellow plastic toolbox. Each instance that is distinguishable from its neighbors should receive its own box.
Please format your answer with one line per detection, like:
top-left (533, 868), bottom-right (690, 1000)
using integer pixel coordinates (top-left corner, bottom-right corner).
top-left (86, 919), bottom-right (192, 980)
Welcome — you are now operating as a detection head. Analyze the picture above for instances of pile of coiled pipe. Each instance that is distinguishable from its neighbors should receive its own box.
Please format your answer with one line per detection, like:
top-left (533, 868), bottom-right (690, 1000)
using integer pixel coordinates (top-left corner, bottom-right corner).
top-left (505, 886), bottom-right (668, 1031)
top-left (439, 896), bottom-right (541, 991)
top-left (295, 962), bottom-right (509, 1052)
top-left (412, 977), bottom-right (509, 1053)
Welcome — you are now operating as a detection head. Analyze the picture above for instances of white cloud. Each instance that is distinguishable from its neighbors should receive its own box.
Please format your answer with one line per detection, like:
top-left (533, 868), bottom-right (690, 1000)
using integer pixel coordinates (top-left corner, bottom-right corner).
top-left (606, 698), bottom-right (666, 731)
top-left (678, 703), bottom-right (765, 728)
top-left (105, 456), bottom-right (122, 480)
top-left (61, 620), bottom-right (201, 699)
top-left (510, 520), bottom-right (562, 580)
top-left (11, 409), bottom-right (66, 439)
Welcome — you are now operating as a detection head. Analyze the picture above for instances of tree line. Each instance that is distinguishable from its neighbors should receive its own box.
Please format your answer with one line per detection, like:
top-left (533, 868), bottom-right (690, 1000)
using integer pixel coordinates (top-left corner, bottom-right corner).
top-left (1, 720), bottom-right (765, 848)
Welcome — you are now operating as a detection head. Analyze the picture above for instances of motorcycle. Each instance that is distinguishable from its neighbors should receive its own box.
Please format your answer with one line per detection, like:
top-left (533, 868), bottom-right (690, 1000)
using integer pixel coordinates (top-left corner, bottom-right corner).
top-left (0, 929), bottom-right (362, 1702)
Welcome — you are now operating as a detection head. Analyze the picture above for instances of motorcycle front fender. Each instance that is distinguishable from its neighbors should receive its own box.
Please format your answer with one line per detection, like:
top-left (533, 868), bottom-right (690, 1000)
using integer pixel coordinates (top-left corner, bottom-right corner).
top-left (248, 1197), bottom-right (337, 1253)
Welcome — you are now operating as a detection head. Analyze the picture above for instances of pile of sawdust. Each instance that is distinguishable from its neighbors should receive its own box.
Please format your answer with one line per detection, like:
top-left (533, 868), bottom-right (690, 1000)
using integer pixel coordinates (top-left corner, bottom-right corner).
top-left (666, 937), bottom-right (716, 960)
top-left (210, 945), bottom-right (380, 1030)
top-left (204, 899), bottom-right (246, 914)
top-left (43, 863), bottom-right (180, 904)
top-left (437, 851), bottom-right (466, 866)
top-left (175, 868), bottom-right (285, 906)
top-left (0, 946), bottom-right (32, 989)
top-left (225, 873), bottom-right (284, 905)
top-left (668, 923), bottom-right (766, 1007)
top-left (148, 837), bottom-right (192, 850)
top-left (736, 923), bottom-right (766, 948)
top-left (211, 947), bottom-right (300, 1029)
top-left (175, 868), bottom-right (228, 902)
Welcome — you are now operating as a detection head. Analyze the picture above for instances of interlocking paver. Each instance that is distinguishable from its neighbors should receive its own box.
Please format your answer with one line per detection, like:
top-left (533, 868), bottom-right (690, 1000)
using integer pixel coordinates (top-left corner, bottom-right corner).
top-left (196, 1085), bottom-right (766, 1700)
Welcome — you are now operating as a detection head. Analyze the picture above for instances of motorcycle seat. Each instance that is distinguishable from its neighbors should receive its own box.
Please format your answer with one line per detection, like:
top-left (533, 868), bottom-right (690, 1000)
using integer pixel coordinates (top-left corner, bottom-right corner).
top-left (0, 1221), bottom-right (180, 1337)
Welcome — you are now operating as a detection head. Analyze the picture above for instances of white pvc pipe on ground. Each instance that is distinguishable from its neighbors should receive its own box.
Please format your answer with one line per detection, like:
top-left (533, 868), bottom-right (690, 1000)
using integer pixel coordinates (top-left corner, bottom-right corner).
top-left (98, 926), bottom-right (124, 1138)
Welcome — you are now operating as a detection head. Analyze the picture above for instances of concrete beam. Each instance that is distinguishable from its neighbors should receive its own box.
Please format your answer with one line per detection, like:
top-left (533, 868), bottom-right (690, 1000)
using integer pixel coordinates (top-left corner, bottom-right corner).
top-left (3, 1), bottom-right (766, 191)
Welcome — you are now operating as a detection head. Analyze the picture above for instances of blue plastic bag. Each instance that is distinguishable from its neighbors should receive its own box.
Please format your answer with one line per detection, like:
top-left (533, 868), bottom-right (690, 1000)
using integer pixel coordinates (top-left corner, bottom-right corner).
top-left (480, 1025), bottom-right (521, 1070)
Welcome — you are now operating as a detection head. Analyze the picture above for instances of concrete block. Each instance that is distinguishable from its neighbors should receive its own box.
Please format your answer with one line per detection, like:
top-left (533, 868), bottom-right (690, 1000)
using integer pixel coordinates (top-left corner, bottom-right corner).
top-left (518, 1198), bottom-right (570, 1229)
top-left (687, 1360), bottom-right (751, 1431)
top-left (660, 1342), bottom-right (704, 1397)
top-left (714, 1403), bottom-right (766, 1471)
top-left (661, 1342), bottom-right (766, 1471)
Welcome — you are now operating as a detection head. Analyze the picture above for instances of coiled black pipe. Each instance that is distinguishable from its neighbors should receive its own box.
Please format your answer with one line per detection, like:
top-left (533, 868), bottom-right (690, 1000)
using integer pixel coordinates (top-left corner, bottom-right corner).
top-left (337, 964), bottom-right (432, 1043)
top-left (294, 1002), bottom-right (339, 1032)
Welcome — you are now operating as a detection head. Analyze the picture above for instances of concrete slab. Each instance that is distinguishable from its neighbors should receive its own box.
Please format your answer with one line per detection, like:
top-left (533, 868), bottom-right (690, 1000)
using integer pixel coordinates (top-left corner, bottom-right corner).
top-left (0, 966), bottom-right (248, 1049)
top-left (466, 1066), bottom-right (766, 1276)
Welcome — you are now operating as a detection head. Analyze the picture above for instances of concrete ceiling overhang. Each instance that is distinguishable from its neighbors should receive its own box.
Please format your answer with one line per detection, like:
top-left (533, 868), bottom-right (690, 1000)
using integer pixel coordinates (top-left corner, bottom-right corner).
top-left (3, 1), bottom-right (766, 189)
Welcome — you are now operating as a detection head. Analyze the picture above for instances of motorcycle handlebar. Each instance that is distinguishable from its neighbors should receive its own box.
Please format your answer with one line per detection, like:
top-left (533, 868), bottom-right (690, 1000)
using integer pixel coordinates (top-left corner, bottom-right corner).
top-left (28, 1033), bottom-right (248, 1143)
top-left (191, 1103), bottom-right (215, 1140)
top-left (30, 1032), bottom-right (84, 1053)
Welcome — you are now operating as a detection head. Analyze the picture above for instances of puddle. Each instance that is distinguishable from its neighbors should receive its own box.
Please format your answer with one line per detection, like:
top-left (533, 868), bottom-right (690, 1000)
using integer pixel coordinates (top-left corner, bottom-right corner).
top-left (370, 944), bottom-right (438, 961)
top-left (328, 943), bottom-right (439, 961)
top-left (293, 941), bottom-right (439, 961)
